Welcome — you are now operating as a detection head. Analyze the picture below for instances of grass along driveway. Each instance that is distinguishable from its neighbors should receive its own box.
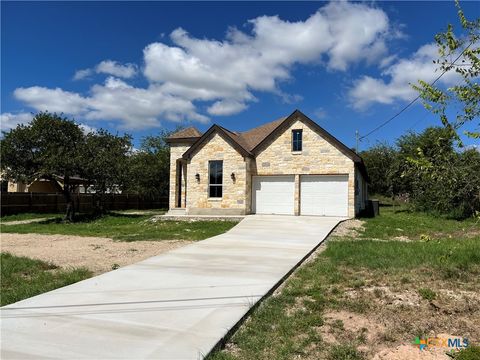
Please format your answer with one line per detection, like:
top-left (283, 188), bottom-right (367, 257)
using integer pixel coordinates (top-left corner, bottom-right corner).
top-left (1, 253), bottom-right (92, 306)
top-left (209, 208), bottom-right (480, 360)
top-left (1, 213), bottom-right (239, 241)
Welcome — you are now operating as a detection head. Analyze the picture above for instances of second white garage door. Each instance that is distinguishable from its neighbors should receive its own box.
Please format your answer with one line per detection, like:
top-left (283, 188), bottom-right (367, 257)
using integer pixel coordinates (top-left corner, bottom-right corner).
top-left (300, 175), bottom-right (349, 217)
top-left (252, 176), bottom-right (295, 215)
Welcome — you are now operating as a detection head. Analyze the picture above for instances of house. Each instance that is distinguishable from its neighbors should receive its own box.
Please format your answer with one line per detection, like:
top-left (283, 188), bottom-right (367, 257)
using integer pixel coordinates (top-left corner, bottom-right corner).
top-left (166, 110), bottom-right (368, 218)
top-left (5, 175), bottom-right (94, 194)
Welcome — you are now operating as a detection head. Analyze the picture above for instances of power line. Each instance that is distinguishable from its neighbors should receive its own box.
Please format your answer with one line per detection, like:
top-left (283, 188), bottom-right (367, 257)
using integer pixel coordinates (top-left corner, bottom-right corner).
top-left (359, 42), bottom-right (473, 141)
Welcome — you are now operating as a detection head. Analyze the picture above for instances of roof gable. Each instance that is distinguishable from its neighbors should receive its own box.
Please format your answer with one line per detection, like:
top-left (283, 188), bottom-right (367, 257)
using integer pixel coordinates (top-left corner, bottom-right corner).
top-left (251, 110), bottom-right (361, 162)
top-left (182, 125), bottom-right (252, 160)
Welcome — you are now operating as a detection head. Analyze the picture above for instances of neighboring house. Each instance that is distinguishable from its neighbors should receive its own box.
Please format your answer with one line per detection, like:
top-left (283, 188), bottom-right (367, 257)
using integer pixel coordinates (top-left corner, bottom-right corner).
top-left (6, 176), bottom-right (93, 194)
top-left (166, 110), bottom-right (369, 218)
top-left (8, 178), bottom-right (63, 193)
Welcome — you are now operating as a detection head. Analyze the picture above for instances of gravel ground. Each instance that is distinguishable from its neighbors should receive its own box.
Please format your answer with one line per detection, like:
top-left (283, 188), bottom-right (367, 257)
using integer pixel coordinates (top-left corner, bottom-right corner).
top-left (1, 233), bottom-right (193, 274)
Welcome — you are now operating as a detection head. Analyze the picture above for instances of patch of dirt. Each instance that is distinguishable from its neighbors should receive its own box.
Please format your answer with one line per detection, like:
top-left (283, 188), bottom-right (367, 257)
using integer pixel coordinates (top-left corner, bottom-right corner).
top-left (372, 343), bottom-right (452, 360)
top-left (345, 286), bottom-right (422, 307)
top-left (320, 310), bottom-right (386, 345)
top-left (432, 226), bottom-right (480, 239)
top-left (330, 219), bottom-right (365, 238)
top-left (1, 233), bottom-right (193, 274)
top-left (391, 235), bottom-right (412, 242)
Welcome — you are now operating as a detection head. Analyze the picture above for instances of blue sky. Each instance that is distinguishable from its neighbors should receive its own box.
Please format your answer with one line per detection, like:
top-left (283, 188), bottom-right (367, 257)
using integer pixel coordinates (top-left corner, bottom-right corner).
top-left (1, 1), bottom-right (478, 150)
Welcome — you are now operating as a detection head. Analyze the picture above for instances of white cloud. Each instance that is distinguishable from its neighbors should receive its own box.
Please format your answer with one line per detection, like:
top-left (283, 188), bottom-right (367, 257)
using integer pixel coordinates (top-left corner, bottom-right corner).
top-left (14, 87), bottom-right (89, 115)
top-left (78, 123), bottom-right (97, 134)
top-left (95, 60), bottom-right (137, 78)
top-left (12, 1), bottom-right (399, 129)
top-left (207, 100), bottom-right (248, 116)
top-left (0, 112), bottom-right (33, 131)
top-left (73, 60), bottom-right (137, 81)
top-left (349, 43), bottom-right (462, 110)
top-left (73, 68), bottom-right (94, 80)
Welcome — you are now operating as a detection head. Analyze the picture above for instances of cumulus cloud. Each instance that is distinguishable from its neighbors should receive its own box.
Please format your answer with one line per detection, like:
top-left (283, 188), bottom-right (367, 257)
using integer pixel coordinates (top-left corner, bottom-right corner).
top-left (95, 60), bottom-right (138, 78)
top-left (348, 43), bottom-right (462, 110)
top-left (207, 100), bottom-right (248, 116)
top-left (74, 60), bottom-right (137, 81)
top-left (73, 68), bottom-right (94, 80)
top-left (9, 1), bottom-right (399, 129)
top-left (14, 87), bottom-right (89, 115)
top-left (0, 112), bottom-right (34, 131)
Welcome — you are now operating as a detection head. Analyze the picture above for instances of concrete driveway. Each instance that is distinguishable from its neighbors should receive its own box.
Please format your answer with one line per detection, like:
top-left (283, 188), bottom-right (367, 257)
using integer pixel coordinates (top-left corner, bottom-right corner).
top-left (1, 215), bottom-right (343, 359)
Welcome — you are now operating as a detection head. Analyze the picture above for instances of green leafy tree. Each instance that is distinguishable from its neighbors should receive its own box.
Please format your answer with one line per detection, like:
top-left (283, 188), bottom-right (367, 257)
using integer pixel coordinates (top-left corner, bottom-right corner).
top-left (1, 112), bottom-right (134, 220)
top-left (360, 143), bottom-right (397, 196)
top-left (126, 130), bottom-right (174, 197)
top-left (413, 1), bottom-right (480, 141)
top-left (398, 127), bottom-right (479, 218)
top-left (82, 129), bottom-right (132, 213)
top-left (1, 112), bottom-right (84, 221)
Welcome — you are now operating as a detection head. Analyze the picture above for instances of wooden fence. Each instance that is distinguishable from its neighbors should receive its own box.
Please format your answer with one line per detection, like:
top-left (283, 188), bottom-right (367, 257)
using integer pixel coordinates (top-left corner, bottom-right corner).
top-left (1, 193), bottom-right (168, 215)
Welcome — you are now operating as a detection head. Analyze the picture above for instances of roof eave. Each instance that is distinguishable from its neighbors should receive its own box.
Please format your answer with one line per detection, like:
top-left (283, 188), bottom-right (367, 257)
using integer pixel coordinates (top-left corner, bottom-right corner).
top-left (182, 125), bottom-right (253, 160)
top-left (165, 137), bottom-right (200, 144)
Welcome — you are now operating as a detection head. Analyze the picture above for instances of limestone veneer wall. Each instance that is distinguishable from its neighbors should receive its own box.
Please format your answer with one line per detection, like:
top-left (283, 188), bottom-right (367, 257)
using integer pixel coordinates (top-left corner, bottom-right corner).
top-left (186, 133), bottom-right (247, 215)
top-left (254, 118), bottom-right (356, 218)
top-left (169, 143), bottom-right (191, 209)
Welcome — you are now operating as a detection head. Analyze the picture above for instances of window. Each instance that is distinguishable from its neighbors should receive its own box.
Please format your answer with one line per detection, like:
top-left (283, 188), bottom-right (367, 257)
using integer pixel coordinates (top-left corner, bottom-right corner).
top-left (292, 129), bottom-right (303, 152)
top-left (208, 160), bottom-right (223, 198)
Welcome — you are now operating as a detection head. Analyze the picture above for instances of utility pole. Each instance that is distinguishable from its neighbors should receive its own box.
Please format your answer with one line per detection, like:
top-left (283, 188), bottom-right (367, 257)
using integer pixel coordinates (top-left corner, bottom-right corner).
top-left (355, 130), bottom-right (359, 153)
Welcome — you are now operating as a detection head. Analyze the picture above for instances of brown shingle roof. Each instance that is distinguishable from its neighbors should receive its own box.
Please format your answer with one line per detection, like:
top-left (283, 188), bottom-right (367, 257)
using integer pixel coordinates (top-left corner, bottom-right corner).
top-left (237, 117), bottom-right (287, 151)
top-left (167, 127), bottom-right (202, 139)
top-left (218, 126), bottom-right (253, 153)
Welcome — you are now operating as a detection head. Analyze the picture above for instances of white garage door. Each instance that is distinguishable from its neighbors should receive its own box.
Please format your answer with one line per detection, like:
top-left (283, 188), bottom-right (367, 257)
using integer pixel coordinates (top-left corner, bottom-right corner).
top-left (252, 176), bottom-right (295, 215)
top-left (300, 175), bottom-right (349, 217)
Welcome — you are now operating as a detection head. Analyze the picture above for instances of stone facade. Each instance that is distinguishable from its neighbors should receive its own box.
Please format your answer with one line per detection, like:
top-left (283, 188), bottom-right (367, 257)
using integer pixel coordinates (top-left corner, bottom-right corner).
top-left (168, 115), bottom-right (366, 218)
top-left (185, 133), bottom-right (248, 215)
top-left (254, 118), bottom-right (356, 217)
top-left (169, 143), bottom-right (191, 209)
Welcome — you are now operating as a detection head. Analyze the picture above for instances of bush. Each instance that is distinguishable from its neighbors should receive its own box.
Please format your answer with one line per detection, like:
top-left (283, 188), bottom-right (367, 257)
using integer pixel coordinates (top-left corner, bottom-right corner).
top-left (361, 127), bottom-right (480, 219)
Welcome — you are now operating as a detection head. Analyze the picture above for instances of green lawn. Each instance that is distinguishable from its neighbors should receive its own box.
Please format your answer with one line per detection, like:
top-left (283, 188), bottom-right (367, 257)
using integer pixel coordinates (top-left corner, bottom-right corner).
top-left (209, 208), bottom-right (480, 360)
top-left (1, 253), bottom-right (92, 306)
top-left (359, 206), bottom-right (479, 240)
top-left (1, 213), bottom-right (239, 241)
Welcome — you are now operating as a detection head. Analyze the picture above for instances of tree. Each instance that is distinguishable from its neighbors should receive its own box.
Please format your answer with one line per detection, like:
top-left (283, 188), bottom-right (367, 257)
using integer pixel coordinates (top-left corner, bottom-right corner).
top-left (361, 126), bottom-right (479, 218)
top-left (360, 143), bottom-right (397, 196)
top-left (1, 112), bottom-right (133, 220)
top-left (125, 130), bottom-right (173, 197)
top-left (413, 1), bottom-right (480, 141)
top-left (82, 129), bottom-right (132, 214)
top-left (1, 112), bottom-right (84, 221)
top-left (398, 127), bottom-right (479, 218)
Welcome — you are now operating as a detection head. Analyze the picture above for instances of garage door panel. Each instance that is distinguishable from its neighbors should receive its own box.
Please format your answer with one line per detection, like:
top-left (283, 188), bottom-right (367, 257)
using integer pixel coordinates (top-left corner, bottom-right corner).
top-left (300, 175), bottom-right (348, 217)
top-left (253, 176), bottom-right (294, 215)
